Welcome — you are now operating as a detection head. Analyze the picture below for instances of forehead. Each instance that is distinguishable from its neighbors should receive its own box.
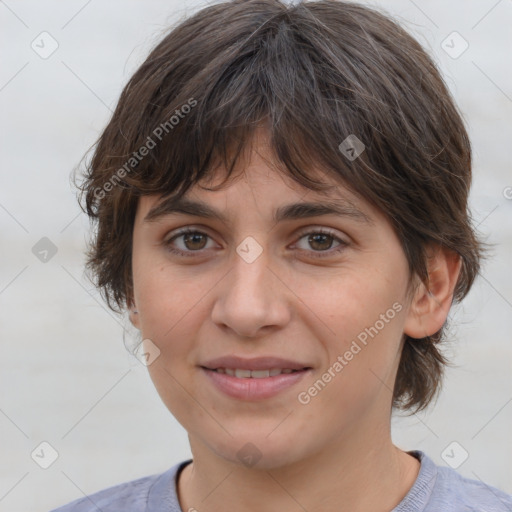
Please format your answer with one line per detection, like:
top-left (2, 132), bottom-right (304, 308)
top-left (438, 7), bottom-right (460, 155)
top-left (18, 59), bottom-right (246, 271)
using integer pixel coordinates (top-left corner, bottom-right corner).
top-left (135, 128), bottom-right (382, 226)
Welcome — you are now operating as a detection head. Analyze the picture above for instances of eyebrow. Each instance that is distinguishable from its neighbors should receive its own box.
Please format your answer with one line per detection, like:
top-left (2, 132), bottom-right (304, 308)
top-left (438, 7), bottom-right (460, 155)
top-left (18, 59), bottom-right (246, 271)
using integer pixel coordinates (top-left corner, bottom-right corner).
top-left (143, 196), bottom-right (373, 225)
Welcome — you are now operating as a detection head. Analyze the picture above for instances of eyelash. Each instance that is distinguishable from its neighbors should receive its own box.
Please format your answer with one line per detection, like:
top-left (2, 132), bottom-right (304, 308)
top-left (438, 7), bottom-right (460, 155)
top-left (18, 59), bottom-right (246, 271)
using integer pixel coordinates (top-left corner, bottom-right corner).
top-left (163, 227), bottom-right (348, 259)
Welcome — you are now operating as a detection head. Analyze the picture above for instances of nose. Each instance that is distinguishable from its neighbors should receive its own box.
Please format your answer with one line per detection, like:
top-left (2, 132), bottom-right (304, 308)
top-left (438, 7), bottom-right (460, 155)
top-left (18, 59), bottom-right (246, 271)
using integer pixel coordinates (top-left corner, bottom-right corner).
top-left (210, 245), bottom-right (292, 338)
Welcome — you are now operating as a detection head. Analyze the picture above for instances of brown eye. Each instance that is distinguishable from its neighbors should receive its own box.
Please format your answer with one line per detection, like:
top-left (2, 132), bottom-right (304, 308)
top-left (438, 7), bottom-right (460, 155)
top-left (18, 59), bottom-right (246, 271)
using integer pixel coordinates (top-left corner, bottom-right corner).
top-left (181, 232), bottom-right (208, 250)
top-left (307, 233), bottom-right (336, 251)
top-left (294, 228), bottom-right (348, 259)
top-left (163, 227), bottom-right (348, 260)
top-left (164, 228), bottom-right (214, 256)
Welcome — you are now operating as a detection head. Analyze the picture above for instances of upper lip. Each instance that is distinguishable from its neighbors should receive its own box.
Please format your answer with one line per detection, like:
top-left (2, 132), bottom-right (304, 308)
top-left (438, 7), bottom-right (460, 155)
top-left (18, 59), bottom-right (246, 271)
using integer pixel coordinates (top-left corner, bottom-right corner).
top-left (201, 356), bottom-right (312, 371)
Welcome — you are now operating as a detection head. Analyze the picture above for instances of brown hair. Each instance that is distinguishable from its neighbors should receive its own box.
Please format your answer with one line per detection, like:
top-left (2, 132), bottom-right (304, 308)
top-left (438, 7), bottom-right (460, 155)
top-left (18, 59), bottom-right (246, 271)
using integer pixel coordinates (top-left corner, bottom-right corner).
top-left (75, 0), bottom-right (487, 414)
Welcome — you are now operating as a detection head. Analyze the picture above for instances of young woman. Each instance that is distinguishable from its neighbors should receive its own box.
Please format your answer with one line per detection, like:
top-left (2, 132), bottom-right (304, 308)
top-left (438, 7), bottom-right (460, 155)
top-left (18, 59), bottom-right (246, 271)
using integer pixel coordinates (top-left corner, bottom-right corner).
top-left (52, 0), bottom-right (512, 510)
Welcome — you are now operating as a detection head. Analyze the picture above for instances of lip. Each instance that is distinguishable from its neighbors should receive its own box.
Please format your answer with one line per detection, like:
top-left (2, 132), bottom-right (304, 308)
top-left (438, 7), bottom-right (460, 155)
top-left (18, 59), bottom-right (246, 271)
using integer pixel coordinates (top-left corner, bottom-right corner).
top-left (201, 366), bottom-right (312, 401)
top-left (201, 356), bottom-right (311, 372)
top-left (199, 356), bottom-right (313, 401)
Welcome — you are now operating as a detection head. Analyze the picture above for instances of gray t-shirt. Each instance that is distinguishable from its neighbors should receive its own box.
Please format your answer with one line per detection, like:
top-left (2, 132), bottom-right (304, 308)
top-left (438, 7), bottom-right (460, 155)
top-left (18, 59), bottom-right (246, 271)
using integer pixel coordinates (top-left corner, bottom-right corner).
top-left (50, 450), bottom-right (512, 511)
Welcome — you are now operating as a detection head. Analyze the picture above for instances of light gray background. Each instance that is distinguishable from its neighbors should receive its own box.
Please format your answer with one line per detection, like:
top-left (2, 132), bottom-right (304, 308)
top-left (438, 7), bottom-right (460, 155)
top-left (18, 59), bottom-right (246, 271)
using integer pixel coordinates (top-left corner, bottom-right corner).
top-left (0, 1), bottom-right (511, 510)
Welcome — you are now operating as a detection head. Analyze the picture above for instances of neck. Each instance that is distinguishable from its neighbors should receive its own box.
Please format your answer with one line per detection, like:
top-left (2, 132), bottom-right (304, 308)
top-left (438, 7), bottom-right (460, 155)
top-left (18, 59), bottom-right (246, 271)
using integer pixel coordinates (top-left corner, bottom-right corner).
top-left (177, 420), bottom-right (420, 512)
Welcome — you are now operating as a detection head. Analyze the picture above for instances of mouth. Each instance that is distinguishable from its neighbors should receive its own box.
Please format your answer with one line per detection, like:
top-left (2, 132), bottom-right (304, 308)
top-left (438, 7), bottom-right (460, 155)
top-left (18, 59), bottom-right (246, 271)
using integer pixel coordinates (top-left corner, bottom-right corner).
top-left (201, 367), bottom-right (311, 378)
top-left (199, 356), bottom-right (313, 400)
top-left (200, 365), bottom-right (313, 401)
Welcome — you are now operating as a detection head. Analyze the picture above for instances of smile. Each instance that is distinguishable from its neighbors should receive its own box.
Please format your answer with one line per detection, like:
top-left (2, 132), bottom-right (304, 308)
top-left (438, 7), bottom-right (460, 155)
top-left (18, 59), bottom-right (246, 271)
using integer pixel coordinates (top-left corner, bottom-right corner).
top-left (201, 366), bottom-right (312, 400)
top-left (209, 368), bottom-right (305, 378)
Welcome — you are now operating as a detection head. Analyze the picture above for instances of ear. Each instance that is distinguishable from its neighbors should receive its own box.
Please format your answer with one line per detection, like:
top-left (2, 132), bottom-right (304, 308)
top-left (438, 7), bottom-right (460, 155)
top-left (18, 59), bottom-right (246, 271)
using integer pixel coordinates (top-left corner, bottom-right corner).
top-left (126, 298), bottom-right (141, 330)
top-left (403, 244), bottom-right (462, 339)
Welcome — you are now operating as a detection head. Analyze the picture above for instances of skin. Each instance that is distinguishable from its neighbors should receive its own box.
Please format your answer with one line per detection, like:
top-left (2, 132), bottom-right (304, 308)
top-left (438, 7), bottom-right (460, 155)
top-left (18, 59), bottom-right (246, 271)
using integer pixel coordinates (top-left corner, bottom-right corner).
top-left (129, 129), bottom-right (461, 512)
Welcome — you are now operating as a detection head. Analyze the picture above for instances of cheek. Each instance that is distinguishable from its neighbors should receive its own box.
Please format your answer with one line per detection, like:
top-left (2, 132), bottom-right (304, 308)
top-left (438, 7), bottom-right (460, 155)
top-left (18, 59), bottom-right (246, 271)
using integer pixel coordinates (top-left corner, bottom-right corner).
top-left (300, 264), bottom-right (406, 340)
top-left (137, 269), bottom-right (212, 427)
top-left (137, 273), bottom-right (199, 344)
top-left (133, 258), bottom-right (219, 367)
top-left (296, 267), bottom-right (407, 401)
top-left (133, 246), bottom-right (194, 330)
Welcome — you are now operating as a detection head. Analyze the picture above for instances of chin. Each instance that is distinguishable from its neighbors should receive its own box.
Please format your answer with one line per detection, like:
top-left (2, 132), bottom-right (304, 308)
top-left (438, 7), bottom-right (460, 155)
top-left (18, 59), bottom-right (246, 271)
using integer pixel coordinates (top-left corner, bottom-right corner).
top-left (209, 433), bottom-right (308, 471)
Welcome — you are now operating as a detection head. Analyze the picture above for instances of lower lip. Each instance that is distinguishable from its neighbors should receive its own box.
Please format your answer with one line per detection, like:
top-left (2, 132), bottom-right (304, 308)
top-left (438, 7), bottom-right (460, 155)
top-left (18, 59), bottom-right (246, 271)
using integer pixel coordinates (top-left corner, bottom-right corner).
top-left (201, 367), bottom-right (312, 401)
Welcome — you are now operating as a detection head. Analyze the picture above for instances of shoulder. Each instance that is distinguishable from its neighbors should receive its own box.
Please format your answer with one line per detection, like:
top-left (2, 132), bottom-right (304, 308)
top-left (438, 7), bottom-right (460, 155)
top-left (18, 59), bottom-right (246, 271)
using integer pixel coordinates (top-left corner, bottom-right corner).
top-left (49, 472), bottom-right (162, 512)
top-left (430, 466), bottom-right (512, 511)
top-left (416, 451), bottom-right (512, 511)
top-left (48, 461), bottom-right (188, 512)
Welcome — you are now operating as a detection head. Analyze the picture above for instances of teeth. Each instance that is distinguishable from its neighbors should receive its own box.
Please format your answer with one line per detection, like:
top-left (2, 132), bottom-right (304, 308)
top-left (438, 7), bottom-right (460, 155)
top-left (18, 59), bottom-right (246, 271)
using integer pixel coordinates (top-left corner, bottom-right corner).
top-left (235, 369), bottom-right (252, 378)
top-left (250, 369), bottom-right (270, 378)
top-left (213, 368), bottom-right (300, 378)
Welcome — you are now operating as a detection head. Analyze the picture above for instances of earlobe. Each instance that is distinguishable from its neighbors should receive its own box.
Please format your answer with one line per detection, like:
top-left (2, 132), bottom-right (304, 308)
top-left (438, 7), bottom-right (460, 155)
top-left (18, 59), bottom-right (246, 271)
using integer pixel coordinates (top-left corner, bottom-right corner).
top-left (127, 299), bottom-right (141, 329)
top-left (129, 309), bottom-right (140, 329)
top-left (403, 244), bottom-right (462, 339)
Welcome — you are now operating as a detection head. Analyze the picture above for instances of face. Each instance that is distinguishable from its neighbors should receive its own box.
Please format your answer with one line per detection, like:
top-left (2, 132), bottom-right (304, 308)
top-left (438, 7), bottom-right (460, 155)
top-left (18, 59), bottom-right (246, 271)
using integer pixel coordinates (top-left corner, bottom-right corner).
top-left (129, 133), bottom-right (419, 469)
